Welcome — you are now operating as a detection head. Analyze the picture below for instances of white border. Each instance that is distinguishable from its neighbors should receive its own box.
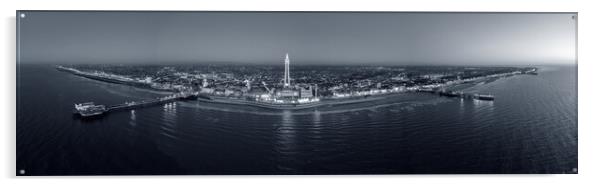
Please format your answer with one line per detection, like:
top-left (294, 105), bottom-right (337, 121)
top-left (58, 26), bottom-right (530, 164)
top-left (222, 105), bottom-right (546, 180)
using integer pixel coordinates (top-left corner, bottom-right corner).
top-left (2, 0), bottom-right (600, 187)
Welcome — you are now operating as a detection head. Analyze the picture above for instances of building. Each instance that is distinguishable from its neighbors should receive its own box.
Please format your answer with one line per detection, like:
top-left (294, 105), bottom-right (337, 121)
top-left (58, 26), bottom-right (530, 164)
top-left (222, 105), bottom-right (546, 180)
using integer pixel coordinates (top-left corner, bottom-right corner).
top-left (278, 88), bottom-right (298, 97)
top-left (224, 89), bottom-right (234, 96)
top-left (245, 79), bottom-right (252, 90)
top-left (200, 87), bottom-right (214, 94)
top-left (300, 87), bottom-right (313, 98)
top-left (202, 78), bottom-right (208, 88)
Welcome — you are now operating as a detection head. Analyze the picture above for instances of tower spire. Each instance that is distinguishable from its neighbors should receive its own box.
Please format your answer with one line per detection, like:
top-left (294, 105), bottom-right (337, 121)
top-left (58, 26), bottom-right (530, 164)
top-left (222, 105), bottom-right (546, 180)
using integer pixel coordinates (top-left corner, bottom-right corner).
top-left (284, 53), bottom-right (290, 87)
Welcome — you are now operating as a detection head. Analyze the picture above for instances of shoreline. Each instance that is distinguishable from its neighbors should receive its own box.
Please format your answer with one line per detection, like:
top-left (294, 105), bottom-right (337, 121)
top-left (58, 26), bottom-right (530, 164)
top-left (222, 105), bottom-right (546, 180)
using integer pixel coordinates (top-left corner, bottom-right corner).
top-left (57, 65), bottom-right (420, 110)
top-left (57, 65), bottom-right (513, 112)
top-left (56, 66), bottom-right (178, 93)
top-left (197, 93), bottom-right (403, 110)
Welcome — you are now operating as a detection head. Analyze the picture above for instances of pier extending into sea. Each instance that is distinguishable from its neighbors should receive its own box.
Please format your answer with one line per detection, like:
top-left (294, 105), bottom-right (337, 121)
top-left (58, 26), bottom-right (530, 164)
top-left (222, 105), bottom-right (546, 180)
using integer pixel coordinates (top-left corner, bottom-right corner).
top-left (416, 88), bottom-right (495, 101)
top-left (74, 92), bottom-right (199, 117)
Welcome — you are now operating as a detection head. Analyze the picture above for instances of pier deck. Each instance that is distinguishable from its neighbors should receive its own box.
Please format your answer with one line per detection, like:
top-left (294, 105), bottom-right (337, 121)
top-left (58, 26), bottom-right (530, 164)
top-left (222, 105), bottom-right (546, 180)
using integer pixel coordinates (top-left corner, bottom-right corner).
top-left (74, 92), bottom-right (197, 117)
top-left (417, 89), bottom-right (494, 101)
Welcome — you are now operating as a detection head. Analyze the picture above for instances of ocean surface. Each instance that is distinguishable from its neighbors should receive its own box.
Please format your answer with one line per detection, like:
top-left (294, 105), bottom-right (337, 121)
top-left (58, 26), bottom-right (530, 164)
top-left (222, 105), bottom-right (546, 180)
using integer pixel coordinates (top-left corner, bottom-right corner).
top-left (16, 64), bottom-right (577, 175)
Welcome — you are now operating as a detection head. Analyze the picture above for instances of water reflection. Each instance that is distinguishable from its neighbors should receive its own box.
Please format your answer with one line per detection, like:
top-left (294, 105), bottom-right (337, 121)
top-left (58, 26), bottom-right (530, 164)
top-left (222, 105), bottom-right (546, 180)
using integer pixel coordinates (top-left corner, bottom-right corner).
top-left (126, 109), bottom-right (138, 144)
top-left (162, 102), bottom-right (177, 126)
top-left (159, 102), bottom-right (179, 145)
top-left (275, 110), bottom-right (297, 171)
top-left (129, 110), bottom-right (136, 126)
top-left (313, 109), bottom-right (322, 126)
top-left (460, 98), bottom-right (465, 107)
top-left (277, 110), bottom-right (296, 149)
top-left (472, 99), bottom-right (495, 121)
top-left (473, 99), bottom-right (494, 109)
top-left (311, 109), bottom-right (323, 139)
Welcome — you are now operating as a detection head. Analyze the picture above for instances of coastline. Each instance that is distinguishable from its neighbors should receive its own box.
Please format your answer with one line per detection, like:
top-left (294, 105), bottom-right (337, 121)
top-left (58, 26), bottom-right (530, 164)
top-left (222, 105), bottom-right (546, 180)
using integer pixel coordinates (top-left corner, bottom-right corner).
top-left (56, 65), bottom-right (516, 111)
top-left (57, 65), bottom-right (419, 110)
top-left (56, 66), bottom-right (178, 93)
top-left (198, 94), bottom-right (400, 110)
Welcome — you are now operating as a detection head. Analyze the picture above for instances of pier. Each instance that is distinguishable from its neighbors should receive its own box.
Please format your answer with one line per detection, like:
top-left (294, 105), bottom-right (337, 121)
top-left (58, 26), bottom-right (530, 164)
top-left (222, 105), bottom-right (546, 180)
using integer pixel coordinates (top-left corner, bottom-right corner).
top-left (416, 88), bottom-right (494, 101)
top-left (74, 92), bottom-right (198, 117)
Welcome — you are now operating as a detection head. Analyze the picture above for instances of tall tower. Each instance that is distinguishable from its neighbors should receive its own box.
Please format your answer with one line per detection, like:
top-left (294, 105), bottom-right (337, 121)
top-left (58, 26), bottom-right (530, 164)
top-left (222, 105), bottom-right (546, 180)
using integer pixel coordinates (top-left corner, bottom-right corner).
top-left (284, 53), bottom-right (291, 87)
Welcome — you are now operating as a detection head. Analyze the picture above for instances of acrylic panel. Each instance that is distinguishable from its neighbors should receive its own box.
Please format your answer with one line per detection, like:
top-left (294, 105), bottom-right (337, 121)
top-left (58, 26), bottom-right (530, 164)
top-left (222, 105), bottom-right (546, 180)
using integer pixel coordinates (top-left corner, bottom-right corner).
top-left (16, 11), bottom-right (578, 175)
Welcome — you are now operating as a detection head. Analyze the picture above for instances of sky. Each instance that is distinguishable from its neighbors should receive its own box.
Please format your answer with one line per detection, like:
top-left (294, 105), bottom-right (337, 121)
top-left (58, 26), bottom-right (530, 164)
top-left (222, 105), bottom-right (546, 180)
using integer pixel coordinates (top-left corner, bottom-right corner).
top-left (17, 11), bottom-right (576, 65)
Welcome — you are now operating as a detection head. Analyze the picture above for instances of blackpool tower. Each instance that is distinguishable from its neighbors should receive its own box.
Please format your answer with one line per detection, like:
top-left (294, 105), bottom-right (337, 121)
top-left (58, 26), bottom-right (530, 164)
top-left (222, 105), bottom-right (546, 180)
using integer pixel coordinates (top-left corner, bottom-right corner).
top-left (284, 53), bottom-right (291, 87)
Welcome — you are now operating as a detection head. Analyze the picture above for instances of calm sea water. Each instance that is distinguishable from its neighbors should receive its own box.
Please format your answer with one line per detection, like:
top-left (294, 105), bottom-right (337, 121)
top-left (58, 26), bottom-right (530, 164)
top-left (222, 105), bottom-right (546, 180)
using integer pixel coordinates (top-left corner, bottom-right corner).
top-left (16, 64), bottom-right (577, 175)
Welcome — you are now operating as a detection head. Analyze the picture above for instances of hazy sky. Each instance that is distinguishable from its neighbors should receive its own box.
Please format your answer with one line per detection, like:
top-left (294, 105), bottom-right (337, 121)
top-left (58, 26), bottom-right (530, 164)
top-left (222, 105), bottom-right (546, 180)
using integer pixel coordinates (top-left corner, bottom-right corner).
top-left (17, 11), bottom-right (576, 65)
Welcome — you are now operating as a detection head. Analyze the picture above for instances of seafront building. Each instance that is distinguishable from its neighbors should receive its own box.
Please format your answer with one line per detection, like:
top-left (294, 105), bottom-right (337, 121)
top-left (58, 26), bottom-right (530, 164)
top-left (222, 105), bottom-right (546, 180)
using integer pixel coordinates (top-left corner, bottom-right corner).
top-left (194, 53), bottom-right (320, 104)
top-left (270, 53), bottom-right (320, 103)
